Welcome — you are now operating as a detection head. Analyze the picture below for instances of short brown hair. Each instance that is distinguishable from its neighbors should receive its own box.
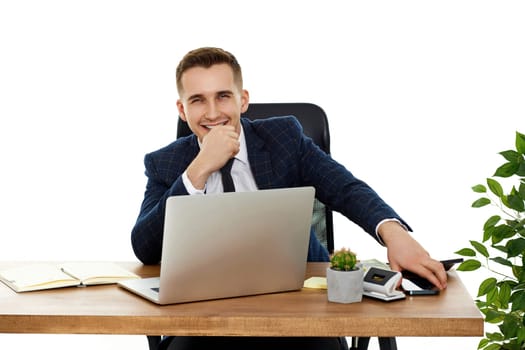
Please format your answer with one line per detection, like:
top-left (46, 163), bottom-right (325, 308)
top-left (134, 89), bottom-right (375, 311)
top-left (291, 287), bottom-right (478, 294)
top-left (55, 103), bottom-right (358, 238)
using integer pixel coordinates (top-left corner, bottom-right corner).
top-left (176, 47), bottom-right (243, 94)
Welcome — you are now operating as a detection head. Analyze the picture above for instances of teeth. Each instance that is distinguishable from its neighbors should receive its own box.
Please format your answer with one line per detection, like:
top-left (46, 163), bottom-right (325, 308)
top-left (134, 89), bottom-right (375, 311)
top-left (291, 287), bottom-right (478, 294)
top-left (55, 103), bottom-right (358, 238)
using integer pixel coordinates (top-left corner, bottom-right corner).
top-left (204, 122), bottom-right (227, 129)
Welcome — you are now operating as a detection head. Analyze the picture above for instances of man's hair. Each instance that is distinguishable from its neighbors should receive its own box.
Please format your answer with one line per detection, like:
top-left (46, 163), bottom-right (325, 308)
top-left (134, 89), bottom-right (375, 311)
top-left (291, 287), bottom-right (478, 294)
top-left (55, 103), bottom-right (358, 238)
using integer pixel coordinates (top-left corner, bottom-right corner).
top-left (176, 47), bottom-right (243, 94)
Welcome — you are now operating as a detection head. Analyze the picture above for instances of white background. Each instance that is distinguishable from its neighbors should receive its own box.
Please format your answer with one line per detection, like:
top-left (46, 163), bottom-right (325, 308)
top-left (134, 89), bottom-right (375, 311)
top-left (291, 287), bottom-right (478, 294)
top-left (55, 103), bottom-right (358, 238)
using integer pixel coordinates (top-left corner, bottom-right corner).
top-left (0, 1), bottom-right (523, 349)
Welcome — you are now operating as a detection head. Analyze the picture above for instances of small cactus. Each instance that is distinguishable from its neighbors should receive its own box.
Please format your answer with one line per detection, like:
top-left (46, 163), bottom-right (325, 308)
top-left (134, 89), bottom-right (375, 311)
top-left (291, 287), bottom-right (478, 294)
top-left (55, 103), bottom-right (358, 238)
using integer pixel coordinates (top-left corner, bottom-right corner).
top-left (329, 248), bottom-right (358, 271)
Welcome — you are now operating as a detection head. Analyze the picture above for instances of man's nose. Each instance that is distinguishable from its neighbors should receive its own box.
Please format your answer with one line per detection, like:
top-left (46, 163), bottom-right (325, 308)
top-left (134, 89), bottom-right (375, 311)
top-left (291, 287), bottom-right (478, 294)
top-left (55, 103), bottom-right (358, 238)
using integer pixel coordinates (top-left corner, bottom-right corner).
top-left (206, 101), bottom-right (220, 120)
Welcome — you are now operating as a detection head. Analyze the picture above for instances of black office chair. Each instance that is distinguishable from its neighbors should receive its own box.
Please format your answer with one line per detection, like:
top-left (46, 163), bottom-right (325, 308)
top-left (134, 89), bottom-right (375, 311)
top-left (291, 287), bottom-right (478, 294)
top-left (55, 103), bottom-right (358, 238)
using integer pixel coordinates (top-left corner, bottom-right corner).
top-left (147, 102), bottom-right (396, 350)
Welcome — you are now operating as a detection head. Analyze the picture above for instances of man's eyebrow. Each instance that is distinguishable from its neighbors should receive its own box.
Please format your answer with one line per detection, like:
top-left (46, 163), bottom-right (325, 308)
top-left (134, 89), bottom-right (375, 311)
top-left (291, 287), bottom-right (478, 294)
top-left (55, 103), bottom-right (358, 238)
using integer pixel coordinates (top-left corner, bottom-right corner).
top-left (187, 93), bottom-right (204, 101)
top-left (186, 90), bottom-right (233, 101)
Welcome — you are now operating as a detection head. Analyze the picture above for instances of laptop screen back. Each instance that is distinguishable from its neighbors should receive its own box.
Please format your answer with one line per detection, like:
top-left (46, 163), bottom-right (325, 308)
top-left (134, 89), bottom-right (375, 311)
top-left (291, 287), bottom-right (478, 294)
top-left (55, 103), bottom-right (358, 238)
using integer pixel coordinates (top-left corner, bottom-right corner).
top-left (158, 187), bottom-right (315, 304)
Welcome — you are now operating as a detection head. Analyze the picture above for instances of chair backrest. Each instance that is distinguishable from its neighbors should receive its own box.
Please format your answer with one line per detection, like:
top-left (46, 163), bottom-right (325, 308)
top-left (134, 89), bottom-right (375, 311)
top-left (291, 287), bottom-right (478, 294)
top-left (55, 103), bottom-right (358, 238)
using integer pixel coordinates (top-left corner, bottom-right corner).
top-left (176, 102), bottom-right (335, 254)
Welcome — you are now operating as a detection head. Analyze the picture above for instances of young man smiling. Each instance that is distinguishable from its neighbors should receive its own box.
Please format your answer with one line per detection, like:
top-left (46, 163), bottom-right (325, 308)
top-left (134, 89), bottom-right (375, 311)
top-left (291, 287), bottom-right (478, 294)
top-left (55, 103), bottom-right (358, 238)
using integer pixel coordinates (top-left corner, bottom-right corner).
top-left (177, 62), bottom-right (249, 193)
top-left (131, 47), bottom-right (447, 349)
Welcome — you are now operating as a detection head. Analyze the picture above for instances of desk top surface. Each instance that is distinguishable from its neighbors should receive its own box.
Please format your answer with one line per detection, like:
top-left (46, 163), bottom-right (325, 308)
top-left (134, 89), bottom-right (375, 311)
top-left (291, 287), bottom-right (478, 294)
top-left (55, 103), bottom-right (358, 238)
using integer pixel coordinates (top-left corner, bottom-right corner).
top-left (0, 261), bottom-right (483, 337)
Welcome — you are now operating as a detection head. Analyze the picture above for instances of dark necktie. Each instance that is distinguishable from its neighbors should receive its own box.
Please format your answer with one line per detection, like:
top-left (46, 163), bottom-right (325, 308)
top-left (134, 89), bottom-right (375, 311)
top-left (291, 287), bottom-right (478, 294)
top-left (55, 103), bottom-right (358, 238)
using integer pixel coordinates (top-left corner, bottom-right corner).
top-left (220, 158), bottom-right (236, 192)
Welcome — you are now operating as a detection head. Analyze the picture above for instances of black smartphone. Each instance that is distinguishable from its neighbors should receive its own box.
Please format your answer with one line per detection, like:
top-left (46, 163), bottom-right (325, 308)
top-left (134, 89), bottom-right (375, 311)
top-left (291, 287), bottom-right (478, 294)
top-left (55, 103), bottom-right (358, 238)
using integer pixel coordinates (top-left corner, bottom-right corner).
top-left (401, 258), bottom-right (463, 295)
top-left (441, 258), bottom-right (464, 271)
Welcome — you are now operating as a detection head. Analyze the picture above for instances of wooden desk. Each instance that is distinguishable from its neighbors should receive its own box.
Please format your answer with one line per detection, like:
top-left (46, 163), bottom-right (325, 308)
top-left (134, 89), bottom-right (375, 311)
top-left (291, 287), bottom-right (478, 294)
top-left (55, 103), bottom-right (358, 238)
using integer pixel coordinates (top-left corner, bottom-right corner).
top-left (0, 262), bottom-right (483, 337)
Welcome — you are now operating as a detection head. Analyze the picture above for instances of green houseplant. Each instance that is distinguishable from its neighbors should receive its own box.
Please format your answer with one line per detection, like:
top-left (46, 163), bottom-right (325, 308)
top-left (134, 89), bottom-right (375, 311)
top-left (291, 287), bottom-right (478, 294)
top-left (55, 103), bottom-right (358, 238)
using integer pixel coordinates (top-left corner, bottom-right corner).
top-left (455, 131), bottom-right (525, 350)
top-left (326, 247), bottom-right (363, 303)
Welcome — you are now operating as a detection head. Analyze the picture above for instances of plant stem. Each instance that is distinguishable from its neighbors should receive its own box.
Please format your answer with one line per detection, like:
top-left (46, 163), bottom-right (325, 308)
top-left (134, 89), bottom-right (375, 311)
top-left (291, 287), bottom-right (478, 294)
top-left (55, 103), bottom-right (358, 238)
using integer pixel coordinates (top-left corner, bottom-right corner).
top-left (485, 257), bottom-right (516, 281)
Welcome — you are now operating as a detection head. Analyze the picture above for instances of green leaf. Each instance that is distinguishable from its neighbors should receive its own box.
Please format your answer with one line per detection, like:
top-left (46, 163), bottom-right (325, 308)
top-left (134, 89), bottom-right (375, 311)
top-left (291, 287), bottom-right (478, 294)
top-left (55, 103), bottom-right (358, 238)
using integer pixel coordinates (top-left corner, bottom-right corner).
top-left (484, 227), bottom-right (494, 242)
top-left (500, 150), bottom-right (521, 163)
top-left (518, 162), bottom-right (525, 177)
top-left (473, 197), bottom-right (491, 208)
top-left (504, 280), bottom-right (519, 289)
top-left (490, 256), bottom-right (513, 267)
top-left (455, 248), bottom-right (476, 257)
top-left (498, 282), bottom-right (511, 308)
top-left (484, 215), bottom-right (502, 230)
top-left (517, 325), bottom-right (525, 344)
top-left (492, 225), bottom-right (516, 244)
top-left (479, 337), bottom-right (504, 350)
top-left (477, 300), bottom-right (488, 310)
top-left (505, 313), bottom-right (523, 331)
top-left (512, 265), bottom-right (523, 280)
top-left (473, 184), bottom-right (487, 193)
top-left (492, 245), bottom-right (508, 253)
top-left (485, 309), bottom-right (505, 323)
top-left (458, 259), bottom-right (481, 271)
top-left (485, 331), bottom-right (504, 341)
top-left (507, 192), bottom-right (525, 212)
top-left (494, 162), bottom-right (519, 178)
top-left (479, 277), bottom-right (497, 297)
top-left (483, 344), bottom-right (502, 350)
top-left (478, 337), bottom-right (489, 349)
top-left (488, 178), bottom-right (505, 197)
top-left (516, 131), bottom-right (525, 154)
top-left (471, 240), bottom-right (490, 258)
top-left (499, 315), bottom-right (521, 341)
top-left (508, 217), bottom-right (525, 231)
top-left (501, 195), bottom-right (511, 210)
top-left (507, 238), bottom-right (525, 258)
top-left (486, 287), bottom-right (499, 305)
top-left (511, 290), bottom-right (525, 312)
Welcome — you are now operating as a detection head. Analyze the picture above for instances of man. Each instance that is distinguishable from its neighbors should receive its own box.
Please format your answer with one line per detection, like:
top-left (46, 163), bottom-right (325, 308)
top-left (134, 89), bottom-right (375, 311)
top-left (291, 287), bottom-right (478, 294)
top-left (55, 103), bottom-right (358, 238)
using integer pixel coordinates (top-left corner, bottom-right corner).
top-left (131, 47), bottom-right (447, 349)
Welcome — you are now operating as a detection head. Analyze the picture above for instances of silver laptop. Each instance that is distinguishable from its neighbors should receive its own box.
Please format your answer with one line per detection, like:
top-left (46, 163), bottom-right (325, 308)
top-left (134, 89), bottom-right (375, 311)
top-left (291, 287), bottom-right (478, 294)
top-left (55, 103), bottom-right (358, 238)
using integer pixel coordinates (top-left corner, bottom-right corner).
top-left (118, 187), bottom-right (315, 304)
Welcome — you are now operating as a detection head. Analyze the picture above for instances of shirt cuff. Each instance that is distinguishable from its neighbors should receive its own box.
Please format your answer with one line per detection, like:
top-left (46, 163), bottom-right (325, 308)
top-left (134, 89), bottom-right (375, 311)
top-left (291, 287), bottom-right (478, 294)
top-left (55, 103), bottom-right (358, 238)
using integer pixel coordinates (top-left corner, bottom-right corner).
top-left (375, 218), bottom-right (409, 246)
top-left (182, 171), bottom-right (206, 195)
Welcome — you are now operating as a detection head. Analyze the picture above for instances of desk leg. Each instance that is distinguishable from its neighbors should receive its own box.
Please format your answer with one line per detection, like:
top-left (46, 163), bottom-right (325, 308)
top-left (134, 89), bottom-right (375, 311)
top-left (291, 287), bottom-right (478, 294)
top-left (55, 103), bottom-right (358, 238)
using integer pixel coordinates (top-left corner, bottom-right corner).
top-left (350, 337), bottom-right (397, 350)
top-left (350, 336), bottom-right (370, 350)
top-left (147, 335), bottom-right (161, 350)
top-left (379, 337), bottom-right (397, 350)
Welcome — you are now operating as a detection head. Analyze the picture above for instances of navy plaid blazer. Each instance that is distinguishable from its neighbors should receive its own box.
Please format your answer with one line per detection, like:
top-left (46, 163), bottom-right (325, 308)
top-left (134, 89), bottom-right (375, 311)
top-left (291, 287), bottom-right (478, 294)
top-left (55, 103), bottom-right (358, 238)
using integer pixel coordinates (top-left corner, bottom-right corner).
top-left (131, 116), bottom-right (408, 264)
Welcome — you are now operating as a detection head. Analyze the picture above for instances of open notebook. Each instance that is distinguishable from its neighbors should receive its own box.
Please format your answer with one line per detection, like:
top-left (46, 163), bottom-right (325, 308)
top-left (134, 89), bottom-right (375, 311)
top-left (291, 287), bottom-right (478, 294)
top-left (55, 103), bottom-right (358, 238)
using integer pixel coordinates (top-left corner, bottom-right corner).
top-left (0, 262), bottom-right (140, 292)
top-left (119, 187), bottom-right (315, 304)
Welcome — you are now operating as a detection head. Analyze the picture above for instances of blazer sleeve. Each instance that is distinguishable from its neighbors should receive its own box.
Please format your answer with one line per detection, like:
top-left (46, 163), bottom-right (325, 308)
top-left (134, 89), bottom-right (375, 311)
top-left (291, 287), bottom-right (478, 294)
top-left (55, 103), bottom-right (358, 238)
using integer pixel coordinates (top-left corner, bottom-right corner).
top-left (250, 116), bottom-right (410, 241)
top-left (131, 138), bottom-right (197, 264)
top-left (247, 116), bottom-right (409, 241)
top-left (295, 122), bottom-right (411, 239)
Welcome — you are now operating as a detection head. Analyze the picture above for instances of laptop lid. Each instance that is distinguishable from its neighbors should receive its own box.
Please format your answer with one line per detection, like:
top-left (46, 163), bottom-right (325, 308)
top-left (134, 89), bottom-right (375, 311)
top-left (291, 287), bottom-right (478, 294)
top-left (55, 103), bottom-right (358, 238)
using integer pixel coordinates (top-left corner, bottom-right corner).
top-left (119, 186), bottom-right (315, 304)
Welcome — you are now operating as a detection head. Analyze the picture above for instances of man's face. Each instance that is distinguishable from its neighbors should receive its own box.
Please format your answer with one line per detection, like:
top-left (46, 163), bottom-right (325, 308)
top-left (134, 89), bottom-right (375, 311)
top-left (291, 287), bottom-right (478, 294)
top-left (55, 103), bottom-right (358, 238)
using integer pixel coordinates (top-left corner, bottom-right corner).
top-left (177, 63), bottom-right (249, 143)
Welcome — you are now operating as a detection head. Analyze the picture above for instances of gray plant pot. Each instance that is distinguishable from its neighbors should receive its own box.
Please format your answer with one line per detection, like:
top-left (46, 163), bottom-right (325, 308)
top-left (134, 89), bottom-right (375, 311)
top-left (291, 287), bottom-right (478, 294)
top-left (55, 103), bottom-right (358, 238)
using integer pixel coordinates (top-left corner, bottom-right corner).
top-left (326, 266), bottom-right (364, 303)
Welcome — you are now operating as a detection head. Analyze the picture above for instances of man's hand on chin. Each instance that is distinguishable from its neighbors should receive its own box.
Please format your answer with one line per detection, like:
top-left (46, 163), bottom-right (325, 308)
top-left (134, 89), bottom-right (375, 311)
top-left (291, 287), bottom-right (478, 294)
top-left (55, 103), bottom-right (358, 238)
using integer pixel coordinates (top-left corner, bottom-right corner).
top-left (186, 125), bottom-right (240, 190)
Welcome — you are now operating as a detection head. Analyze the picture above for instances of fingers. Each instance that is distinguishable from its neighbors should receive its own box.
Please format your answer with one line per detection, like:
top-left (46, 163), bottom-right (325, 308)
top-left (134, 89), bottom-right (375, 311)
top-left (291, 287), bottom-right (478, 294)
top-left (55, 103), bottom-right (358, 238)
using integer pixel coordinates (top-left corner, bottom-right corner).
top-left (406, 258), bottom-right (448, 290)
top-left (423, 258), bottom-right (448, 290)
top-left (201, 125), bottom-right (240, 165)
top-left (208, 126), bottom-right (240, 154)
top-left (383, 228), bottom-right (448, 290)
top-left (389, 253), bottom-right (448, 290)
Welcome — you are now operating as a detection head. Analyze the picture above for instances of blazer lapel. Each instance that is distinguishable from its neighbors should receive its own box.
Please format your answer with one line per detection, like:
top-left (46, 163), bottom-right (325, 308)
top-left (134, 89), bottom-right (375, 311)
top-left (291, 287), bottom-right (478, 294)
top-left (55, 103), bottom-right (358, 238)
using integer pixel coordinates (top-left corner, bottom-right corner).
top-left (241, 119), bottom-right (275, 190)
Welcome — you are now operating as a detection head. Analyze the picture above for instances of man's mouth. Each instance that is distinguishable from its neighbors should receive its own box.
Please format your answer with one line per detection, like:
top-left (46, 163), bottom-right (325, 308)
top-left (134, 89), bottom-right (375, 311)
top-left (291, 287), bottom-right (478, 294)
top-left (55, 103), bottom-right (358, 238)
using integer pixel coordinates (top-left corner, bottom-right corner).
top-left (203, 121), bottom-right (228, 129)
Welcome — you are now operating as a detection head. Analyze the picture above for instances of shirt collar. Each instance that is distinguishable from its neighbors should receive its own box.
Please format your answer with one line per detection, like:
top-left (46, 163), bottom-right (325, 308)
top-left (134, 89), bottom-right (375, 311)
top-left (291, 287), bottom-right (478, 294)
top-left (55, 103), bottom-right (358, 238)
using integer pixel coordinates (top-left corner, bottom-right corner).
top-left (235, 125), bottom-right (249, 165)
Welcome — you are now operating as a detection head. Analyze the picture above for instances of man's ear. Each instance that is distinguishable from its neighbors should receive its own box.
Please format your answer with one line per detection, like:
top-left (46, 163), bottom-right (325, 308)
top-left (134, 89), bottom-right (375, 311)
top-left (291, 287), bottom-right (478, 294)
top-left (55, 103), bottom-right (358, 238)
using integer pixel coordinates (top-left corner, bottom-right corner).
top-left (176, 100), bottom-right (187, 122)
top-left (240, 89), bottom-right (250, 113)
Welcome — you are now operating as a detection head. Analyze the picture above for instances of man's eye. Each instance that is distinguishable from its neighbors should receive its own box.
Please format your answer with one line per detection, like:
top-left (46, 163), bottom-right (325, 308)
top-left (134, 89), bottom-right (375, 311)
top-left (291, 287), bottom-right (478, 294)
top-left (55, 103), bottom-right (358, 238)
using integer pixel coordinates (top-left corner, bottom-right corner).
top-left (219, 94), bottom-right (230, 99)
top-left (190, 98), bottom-right (202, 104)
